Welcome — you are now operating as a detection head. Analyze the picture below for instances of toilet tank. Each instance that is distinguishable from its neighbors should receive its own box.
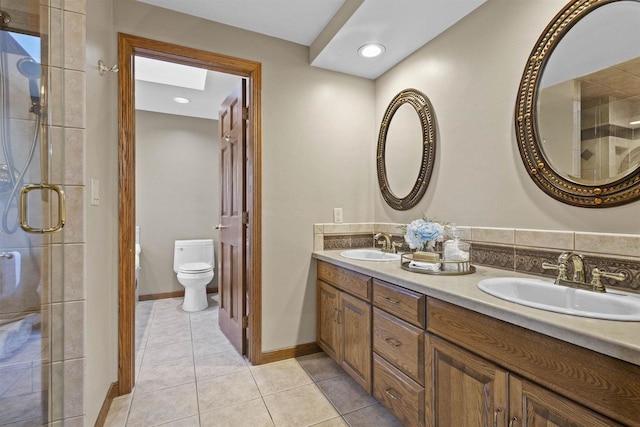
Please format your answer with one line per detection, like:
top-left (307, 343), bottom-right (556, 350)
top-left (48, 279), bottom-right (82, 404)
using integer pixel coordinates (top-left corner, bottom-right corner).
top-left (173, 239), bottom-right (214, 273)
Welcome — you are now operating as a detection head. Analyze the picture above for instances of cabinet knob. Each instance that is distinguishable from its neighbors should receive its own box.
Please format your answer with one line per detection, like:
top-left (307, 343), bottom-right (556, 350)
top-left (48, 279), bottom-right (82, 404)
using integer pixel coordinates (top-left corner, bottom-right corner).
top-left (509, 416), bottom-right (519, 427)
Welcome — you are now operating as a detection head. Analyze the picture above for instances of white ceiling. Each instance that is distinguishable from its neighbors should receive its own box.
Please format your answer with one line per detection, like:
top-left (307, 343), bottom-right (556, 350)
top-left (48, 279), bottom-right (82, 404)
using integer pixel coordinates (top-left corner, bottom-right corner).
top-left (134, 0), bottom-right (486, 118)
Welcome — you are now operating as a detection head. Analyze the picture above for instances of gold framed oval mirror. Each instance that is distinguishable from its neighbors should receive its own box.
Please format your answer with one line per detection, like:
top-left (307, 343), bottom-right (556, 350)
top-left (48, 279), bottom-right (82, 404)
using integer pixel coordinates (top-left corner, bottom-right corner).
top-left (377, 88), bottom-right (436, 210)
top-left (515, 0), bottom-right (640, 207)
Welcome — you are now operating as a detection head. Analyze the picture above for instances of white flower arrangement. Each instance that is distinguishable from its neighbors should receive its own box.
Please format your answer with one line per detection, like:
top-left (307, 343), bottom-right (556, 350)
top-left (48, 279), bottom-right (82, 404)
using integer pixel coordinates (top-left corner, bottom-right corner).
top-left (404, 218), bottom-right (445, 252)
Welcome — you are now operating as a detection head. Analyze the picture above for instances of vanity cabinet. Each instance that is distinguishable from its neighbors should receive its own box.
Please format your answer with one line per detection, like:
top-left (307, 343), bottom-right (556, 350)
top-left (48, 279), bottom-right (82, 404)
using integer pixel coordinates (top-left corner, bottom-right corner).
top-left (426, 298), bottom-right (637, 426)
top-left (317, 261), bottom-right (372, 392)
top-left (425, 334), bottom-right (620, 426)
top-left (315, 259), bottom-right (640, 427)
top-left (372, 279), bottom-right (426, 426)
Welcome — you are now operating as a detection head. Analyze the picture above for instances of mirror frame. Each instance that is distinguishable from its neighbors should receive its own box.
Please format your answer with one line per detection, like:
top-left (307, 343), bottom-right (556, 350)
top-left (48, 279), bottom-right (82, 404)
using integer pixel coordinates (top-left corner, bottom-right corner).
top-left (377, 88), bottom-right (436, 210)
top-left (515, 0), bottom-right (640, 208)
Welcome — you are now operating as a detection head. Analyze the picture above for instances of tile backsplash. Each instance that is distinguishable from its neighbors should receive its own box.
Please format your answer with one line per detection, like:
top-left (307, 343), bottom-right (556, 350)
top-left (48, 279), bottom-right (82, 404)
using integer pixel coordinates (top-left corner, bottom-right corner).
top-left (314, 223), bottom-right (640, 293)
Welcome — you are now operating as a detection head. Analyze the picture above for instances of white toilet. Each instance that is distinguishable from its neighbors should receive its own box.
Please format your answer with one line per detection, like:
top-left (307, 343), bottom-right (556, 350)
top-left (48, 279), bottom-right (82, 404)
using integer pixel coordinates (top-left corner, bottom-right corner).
top-left (173, 239), bottom-right (214, 312)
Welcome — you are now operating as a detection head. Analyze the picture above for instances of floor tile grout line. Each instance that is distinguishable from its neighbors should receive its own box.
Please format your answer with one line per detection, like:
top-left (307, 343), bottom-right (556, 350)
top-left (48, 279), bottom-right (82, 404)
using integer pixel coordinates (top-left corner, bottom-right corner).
top-left (188, 309), bottom-right (203, 427)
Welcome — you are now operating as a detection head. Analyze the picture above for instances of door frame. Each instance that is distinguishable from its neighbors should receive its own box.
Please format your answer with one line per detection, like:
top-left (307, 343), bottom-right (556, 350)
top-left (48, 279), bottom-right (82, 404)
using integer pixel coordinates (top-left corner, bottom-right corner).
top-left (117, 33), bottom-right (263, 395)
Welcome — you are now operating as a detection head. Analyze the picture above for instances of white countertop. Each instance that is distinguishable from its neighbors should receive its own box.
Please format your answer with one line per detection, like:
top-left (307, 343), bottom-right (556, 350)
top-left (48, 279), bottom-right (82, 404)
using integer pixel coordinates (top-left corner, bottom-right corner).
top-left (313, 250), bottom-right (640, 367)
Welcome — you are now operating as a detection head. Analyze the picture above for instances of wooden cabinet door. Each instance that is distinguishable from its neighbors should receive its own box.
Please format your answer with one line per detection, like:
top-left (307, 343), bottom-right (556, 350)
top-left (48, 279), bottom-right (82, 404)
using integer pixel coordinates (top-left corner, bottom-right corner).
top-left (509, 376), bottom-right (622, 427)
top-left (317, 280), bottom-right (341, 361)
top-left (341, 292), bottom-right (372, 393)
top-left (425, 334), bottom-right (508, 427)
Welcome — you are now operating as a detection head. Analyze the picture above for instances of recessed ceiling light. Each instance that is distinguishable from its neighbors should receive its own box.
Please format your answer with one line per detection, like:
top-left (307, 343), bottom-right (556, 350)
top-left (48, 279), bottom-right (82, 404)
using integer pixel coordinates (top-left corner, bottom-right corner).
top-left (358, 43), bottom-right (385, 58)
top-left (630, 120), bottom-right (640, 126)
top-left (173, 97), bottom-right (190, 104)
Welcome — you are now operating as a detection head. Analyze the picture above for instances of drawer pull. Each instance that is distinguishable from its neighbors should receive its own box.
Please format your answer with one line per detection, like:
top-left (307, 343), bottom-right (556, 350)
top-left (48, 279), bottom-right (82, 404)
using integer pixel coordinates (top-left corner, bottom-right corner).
top-left (384, 337), bottom-right (402, 348)
top-left (384, 388), bottom-right (401, 400)
top-left (493, 407), bottom-right (503, 427)
top-left (384, 297), bottom-right (400, 304)
top-left (509, 416), bottom-right (519, 427)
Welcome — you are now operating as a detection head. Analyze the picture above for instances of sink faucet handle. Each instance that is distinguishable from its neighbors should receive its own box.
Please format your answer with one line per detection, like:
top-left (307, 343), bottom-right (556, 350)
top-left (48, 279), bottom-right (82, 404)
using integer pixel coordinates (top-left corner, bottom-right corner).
top-left (391, 241), bottom-right (403, 253)
top-left (590, 268), bottom-right (626, 293)
top-left (542, 262), bottom-right (567, 284)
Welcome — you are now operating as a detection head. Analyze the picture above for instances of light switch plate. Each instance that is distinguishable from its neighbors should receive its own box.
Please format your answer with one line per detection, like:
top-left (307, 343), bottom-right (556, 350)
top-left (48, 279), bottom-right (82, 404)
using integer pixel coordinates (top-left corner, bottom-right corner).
top-left (333, 208), bottom-right (343, 224)
top-left (91, 178), bottom-right (100, 206)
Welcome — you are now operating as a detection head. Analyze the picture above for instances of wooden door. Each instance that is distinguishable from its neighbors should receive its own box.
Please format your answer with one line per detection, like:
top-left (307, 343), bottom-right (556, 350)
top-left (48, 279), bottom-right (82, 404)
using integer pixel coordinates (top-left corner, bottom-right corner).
top-left (425, 334), bottom-right (508, 427)
top-left (509, 376), bottom-right (622, 427)
top-left (218, 80), bottom-right (247, 354)
top-left (317, 280), bottom-right (341, 361)
top-left (340, 292), bottom-right (372, 393)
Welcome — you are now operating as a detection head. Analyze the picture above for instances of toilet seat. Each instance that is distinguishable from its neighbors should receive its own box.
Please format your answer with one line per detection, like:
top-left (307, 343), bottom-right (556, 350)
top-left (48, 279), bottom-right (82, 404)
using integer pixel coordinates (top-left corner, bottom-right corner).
top-left (178, 262), bottom-right (213, 274)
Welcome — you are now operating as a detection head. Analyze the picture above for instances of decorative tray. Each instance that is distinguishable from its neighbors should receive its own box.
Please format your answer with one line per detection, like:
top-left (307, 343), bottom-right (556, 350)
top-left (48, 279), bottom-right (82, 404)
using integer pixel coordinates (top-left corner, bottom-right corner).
top-left (400, 253), bottom-right (476, 276)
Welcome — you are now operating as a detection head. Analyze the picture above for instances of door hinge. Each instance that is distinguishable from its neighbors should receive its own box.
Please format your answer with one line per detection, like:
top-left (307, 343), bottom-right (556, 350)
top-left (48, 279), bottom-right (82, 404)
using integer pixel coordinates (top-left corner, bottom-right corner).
top-left (242, 107), bottom-right (249, 121)
top-left (242, 315), bottom-right (249, 328)
top-left (242, 211), bottom-right (249, 225)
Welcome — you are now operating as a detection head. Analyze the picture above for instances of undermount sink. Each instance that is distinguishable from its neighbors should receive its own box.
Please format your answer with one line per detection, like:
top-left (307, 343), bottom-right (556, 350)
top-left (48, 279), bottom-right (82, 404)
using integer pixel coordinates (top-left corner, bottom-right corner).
top-left (477, 277), bottom-right (640, 321)
top-left (340, 249), bottom-right (401, 262)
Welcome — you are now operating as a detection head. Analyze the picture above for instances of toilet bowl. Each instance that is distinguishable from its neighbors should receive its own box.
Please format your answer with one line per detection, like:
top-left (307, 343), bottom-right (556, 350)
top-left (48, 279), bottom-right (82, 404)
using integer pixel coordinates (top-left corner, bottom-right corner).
top-left (174, 240), bottom-right (214, 312)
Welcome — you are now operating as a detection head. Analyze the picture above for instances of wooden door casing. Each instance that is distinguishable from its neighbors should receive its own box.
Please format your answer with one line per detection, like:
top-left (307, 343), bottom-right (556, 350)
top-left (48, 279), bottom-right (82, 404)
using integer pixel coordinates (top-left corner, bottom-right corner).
top-left (218, 80), bottom-right (247, 354)
top-left (425, 333), bottom-right (508, 427)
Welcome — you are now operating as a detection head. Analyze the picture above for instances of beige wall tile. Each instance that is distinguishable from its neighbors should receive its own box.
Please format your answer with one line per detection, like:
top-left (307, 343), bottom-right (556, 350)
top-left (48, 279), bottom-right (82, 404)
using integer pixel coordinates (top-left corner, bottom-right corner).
top-left (63, 358), bottom-right (85, 419)
top-left (55, 185), bottom-right (84, 244)
top-left (42, 360), bottom-right (87, 423)
top-left (323, 224), bottom-right (350, 235)
top-left (64, 301), bottom-right (84, 359)
top-left (63, 11), bottom-right (85, 70)
top-left (48, 6), bottom-right (63, 68)
top-left (64, 70), bottom-right (85, 128)
top-left (314, 234), bottom-right (324, 251)
top-left (314, 224), bottom-right (324, 234)
top-left (515, 229), bottom-right (574, 250)
top-left (456, 226), bottom-right (472, 241)
top-left (65, 128), bottom-right (85, 185)
top-left (64, 0), bottom-right (85, 14)
top-left (350, 223), bottom-right (373, 233)
top-left (64, 244), bottom-right (85, 301)
top-left (575, 232), bottom-right (640, 258)
top-left (471, 227), bottom-right (515, 245)
top-left (48, 66), bottom-right (64, 127)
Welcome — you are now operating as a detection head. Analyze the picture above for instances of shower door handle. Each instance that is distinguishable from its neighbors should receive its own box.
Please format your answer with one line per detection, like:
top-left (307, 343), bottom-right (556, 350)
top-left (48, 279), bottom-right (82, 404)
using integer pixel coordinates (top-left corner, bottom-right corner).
top-left (19, 184), bottom-right (66, 234)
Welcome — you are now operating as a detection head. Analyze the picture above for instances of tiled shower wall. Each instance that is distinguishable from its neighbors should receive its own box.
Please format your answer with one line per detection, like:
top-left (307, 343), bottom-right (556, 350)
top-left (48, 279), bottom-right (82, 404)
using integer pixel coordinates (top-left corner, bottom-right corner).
top-left (314, 223), bottom-right (640, 294)
top-left (48, 0), bottom-right (86, 425)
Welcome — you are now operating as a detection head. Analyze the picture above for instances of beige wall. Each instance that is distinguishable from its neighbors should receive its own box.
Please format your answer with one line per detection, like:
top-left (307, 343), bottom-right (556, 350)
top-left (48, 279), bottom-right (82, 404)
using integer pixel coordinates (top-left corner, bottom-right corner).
top-left (135, 111), bottom-right (219, 296)
top-left (374, 0), bottom-right (640, 234)
top-left (113, 0), bottom-right (376, 351)
top-left (86, 0), bottom-right (118, 424)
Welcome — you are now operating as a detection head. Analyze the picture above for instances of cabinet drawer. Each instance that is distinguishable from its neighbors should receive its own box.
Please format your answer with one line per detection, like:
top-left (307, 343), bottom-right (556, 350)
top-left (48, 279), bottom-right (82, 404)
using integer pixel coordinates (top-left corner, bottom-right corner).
top-left (373, 279), bottom-right (425, 328)
top-left (373, 353), bottom-right (424, 427)
top-left (373, 308), bottom-right (424, 385)
top-left (318, 261), bottom-right (372, 301)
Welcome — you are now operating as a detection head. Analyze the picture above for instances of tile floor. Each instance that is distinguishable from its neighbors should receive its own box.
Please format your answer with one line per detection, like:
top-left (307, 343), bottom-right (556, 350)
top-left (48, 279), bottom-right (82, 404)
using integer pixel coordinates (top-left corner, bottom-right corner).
top-left (104, 295), bottom-right (402, 427)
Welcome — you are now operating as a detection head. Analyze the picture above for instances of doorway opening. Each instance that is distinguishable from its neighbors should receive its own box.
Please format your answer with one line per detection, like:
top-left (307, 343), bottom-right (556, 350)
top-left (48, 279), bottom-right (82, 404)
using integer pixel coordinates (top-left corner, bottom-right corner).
top-left (117, 33), bottom-right (263, 395)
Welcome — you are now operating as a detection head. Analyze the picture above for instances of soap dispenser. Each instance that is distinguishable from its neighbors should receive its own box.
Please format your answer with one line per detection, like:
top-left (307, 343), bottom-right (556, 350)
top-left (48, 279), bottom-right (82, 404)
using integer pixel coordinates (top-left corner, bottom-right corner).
top-left (443, 224), bottom-right (469, 271)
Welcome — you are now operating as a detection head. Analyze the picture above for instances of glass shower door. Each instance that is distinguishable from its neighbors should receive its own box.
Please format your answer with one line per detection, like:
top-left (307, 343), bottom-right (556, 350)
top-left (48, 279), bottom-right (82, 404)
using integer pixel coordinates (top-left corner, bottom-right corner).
top-left (0, 1), bottom-right (64, 424)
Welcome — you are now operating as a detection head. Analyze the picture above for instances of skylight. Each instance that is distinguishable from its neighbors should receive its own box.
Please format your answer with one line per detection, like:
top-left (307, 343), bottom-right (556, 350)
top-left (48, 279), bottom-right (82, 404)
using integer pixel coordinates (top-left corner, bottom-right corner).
top-left (134, 56), bottom-right (207, 90)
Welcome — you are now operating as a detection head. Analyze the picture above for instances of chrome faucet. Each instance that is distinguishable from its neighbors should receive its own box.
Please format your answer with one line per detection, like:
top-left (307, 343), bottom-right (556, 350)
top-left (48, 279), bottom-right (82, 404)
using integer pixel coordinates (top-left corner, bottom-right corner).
top-left (374, 232), bottom-right (394, 253)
